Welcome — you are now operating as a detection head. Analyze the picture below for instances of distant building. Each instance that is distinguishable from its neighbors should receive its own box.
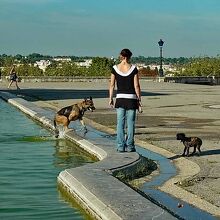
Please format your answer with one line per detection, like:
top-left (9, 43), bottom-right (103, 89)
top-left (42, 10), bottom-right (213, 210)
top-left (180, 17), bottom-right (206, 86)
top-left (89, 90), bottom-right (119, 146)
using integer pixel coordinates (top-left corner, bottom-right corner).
top-left (75, 59), bottom-right (92, 68)
top-left (136, 63), bottom-right (177, 76)
top-left (53, 57), bottom-right (71, 62)
top-left (34, 60), bottom-right (51, 72)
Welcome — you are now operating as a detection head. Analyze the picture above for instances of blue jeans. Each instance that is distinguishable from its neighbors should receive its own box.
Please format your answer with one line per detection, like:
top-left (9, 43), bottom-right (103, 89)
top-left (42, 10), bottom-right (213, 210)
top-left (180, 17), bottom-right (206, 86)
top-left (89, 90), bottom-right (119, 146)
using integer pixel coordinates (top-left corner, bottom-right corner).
top-left (116, 108), bottom-right (136, 151)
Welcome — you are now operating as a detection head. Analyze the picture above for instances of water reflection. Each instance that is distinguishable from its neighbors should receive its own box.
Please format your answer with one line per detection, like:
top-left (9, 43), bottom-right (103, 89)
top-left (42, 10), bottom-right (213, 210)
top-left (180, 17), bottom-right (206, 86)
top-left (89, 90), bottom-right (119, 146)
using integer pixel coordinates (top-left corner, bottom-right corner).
top-left (53, 139), bottom-right (96, 169)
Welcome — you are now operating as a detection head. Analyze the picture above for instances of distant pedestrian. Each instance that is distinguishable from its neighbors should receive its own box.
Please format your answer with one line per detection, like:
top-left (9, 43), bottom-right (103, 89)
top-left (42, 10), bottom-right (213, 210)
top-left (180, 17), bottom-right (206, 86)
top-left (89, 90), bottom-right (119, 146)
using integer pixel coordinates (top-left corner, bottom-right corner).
top-left (109, 48), bottom-right (142, 152)
top-left (8, 65), bottom-right (20, 89)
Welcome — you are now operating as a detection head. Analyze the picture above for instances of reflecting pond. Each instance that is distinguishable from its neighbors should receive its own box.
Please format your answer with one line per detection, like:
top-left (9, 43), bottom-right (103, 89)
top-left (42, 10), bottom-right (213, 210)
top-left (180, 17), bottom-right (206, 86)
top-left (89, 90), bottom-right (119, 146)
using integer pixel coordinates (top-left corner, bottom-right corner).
top-left (0, 99), bottom-right (94, 220)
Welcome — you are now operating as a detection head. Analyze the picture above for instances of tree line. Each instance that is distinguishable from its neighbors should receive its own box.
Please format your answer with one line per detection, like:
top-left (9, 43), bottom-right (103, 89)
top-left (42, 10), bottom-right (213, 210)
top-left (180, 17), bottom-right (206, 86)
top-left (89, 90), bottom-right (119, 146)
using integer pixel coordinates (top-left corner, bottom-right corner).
top-left (1, 53), bottom-right (220, 77)
top-left (0, 54), bottom-right (115, 77)
top-left (178, 56), bottom-right (220, 76)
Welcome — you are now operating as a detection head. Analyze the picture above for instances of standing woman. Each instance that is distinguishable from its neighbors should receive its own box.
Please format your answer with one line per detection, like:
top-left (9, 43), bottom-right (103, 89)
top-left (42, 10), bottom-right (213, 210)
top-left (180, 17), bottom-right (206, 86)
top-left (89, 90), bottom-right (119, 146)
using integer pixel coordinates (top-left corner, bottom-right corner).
top-left (109, 48), bottom-right (142, 152)
top-left (8, 65), bottom-right (20, 89)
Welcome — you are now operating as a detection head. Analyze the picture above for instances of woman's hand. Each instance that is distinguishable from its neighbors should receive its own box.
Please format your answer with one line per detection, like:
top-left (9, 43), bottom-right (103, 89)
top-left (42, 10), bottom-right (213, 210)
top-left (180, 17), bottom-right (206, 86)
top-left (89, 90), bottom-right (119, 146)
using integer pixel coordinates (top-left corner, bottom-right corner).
top-left (109, 99), bottom-right (114, 108)
top-left (138, 100), bottom-right (143, 113)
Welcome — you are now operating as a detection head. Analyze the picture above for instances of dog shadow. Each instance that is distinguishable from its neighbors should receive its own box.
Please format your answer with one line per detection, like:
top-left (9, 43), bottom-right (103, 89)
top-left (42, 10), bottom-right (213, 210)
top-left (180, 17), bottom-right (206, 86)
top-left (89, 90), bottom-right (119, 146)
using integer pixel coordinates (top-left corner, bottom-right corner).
top-left (199, 149), bottom-right (220, 156)
top-left (168, 155), bottom-right (182, 160)
top-left (168, 149), bottom-right (220, 160)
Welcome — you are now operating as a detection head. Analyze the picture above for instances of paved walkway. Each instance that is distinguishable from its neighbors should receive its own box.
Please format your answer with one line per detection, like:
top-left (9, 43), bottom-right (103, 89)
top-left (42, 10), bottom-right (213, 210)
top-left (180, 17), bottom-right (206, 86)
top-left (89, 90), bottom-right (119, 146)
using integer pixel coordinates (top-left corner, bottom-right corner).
top-left (1, 80), bottom-right (220, 219)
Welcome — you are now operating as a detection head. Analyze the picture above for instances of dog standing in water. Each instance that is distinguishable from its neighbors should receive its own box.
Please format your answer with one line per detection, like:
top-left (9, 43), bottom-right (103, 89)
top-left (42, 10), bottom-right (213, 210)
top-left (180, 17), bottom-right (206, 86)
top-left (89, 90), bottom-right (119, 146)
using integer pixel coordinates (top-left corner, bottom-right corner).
top-left (176, 133), bottom-right (202, 156)
top-left (54, 97), bottom-right (95, 138)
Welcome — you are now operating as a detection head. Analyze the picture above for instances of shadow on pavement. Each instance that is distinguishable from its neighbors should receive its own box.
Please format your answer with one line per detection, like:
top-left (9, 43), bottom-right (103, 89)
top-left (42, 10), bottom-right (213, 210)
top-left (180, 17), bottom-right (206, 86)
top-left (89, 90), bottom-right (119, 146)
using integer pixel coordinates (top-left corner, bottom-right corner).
top-left (200, 149), bottom-right (220, 156)
top-left (168, 149), bottom-right (220, 160)
top-left (0, 88), bottom-right (169, 101)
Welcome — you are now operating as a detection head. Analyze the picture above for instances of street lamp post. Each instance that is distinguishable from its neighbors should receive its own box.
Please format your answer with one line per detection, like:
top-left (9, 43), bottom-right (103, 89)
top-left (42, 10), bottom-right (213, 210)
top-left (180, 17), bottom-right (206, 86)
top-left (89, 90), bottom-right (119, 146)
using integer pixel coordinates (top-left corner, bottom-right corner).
top-left (158, 39), bottom-right (164, 77)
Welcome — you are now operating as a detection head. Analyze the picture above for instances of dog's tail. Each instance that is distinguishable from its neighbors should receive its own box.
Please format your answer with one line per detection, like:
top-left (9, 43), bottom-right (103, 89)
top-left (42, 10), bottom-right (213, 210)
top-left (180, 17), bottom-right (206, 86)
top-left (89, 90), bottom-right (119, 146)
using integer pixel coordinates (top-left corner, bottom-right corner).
top-left (54, 118), bottom-right (59, 138)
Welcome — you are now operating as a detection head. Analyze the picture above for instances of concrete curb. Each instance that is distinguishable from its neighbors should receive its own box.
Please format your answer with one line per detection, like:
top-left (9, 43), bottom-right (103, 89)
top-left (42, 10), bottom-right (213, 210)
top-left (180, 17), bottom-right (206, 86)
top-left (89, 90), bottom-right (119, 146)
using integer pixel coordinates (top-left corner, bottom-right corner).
top-left (135, 141), bottom-right (220, 216)
top-left (84, 116), bottom-right (220, 216)
top-left (58, 170), bottom-right (122, 220)
top-left (0, 91), bottom-right (176, 220)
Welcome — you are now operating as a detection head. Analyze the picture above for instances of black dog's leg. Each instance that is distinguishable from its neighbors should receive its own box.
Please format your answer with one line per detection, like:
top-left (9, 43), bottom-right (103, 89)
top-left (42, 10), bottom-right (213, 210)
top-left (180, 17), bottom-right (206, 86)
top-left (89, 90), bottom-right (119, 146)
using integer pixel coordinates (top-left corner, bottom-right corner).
top-left (182, 146), bottom-right (187, 156)
top-left (191, 146), bottom-right (197, 155)
top-left (186, 147), bottom-right (190, 156)
top-left (197, 145), bottom-right (202, 156)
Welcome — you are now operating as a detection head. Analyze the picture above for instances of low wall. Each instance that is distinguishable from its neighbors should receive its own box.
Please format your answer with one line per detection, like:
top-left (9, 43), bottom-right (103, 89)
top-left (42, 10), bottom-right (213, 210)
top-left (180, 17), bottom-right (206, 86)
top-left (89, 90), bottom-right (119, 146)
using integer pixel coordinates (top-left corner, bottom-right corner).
top-left (164, 76), bottom-right (220, 85)
top-left (1, 76), bottom-right (159, 83)
top-left (1, 75), bottom-right (220, 85)
top-left (1, 76), bottom-right (109, 83)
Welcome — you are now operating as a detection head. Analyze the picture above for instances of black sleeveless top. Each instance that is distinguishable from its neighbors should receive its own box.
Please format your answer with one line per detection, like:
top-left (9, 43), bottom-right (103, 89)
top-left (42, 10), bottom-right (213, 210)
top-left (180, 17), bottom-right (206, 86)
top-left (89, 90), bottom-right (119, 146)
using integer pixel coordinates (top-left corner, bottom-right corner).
top-left (112, 64), bottom-right (139, 110)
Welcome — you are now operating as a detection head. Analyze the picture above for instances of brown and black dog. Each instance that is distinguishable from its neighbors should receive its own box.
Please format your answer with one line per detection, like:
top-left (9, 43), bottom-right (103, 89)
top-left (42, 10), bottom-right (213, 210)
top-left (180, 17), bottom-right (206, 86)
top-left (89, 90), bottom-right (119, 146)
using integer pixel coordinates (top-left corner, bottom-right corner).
top-left (176, 133), bottom-right (202, 156)
top-left (54, 97), bottom-right (95, 138)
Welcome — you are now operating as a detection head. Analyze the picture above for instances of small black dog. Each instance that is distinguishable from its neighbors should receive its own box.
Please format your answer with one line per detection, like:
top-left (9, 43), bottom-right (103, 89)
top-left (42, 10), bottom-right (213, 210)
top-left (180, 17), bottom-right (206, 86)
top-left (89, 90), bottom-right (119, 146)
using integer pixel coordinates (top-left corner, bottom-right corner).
top-left (176, 133), bottom-right (202, 156)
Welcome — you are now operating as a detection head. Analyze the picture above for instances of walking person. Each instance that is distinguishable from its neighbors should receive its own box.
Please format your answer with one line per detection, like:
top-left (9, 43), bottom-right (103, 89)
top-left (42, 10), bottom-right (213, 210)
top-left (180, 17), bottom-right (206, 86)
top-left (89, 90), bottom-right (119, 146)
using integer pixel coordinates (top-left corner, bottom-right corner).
top-left (8, 65), bottom-right (20, 89)
top-left (109, 48), bottom-right (142, 152)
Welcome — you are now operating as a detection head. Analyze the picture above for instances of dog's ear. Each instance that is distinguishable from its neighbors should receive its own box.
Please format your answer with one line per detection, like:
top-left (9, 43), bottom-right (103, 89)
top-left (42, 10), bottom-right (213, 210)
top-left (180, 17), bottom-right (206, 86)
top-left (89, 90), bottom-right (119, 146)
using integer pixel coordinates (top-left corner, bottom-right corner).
top-left (89, 96), bottom-right (92, 100)
top-left (176, 133), bottom-right (185, 140)
top-left (181, 133), bottom-right (185, 137)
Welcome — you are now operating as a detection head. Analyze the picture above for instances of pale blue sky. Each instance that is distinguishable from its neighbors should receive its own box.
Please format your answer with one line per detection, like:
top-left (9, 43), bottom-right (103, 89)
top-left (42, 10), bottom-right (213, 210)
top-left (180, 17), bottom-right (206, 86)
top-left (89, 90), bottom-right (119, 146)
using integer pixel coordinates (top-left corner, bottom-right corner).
top-left (0, 0), bottom-right (220, 57)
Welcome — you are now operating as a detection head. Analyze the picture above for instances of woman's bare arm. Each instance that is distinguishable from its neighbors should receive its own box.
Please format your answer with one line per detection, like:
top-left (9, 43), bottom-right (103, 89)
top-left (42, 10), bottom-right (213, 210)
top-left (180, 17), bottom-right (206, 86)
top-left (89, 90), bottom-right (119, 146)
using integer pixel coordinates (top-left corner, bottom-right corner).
top-left (134, 73), bottom-right (141, 101)
top-left (134, 73), bottom-right (143, 112)
top-left (109, 73), bottom-right (115, 107)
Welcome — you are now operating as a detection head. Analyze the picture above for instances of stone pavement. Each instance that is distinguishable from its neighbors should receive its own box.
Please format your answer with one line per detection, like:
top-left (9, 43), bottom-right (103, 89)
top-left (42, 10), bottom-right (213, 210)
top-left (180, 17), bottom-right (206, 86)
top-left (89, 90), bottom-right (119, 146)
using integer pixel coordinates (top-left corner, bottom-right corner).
top-left (1, 80), bottom-right (220, 218)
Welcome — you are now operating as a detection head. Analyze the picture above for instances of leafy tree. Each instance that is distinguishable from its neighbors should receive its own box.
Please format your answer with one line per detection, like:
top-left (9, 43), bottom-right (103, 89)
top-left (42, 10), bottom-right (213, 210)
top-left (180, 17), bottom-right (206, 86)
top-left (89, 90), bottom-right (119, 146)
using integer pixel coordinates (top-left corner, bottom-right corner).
top-left (17, 64), bottom-right (43, 76)
top-left (88, 57), bottom-right (114, 76)
top-left (14, 54), bottom-right (23, 61)
top-left (45, 62), bottom-right (79, 76)
top-left (25, 53), bottom-right (52, 63)
top-left (182, 57), bottom-right (220, 76)
top-left (1, 55), bottom-right (14, 67)
top-left (1, 53), bottom-right (220, 77)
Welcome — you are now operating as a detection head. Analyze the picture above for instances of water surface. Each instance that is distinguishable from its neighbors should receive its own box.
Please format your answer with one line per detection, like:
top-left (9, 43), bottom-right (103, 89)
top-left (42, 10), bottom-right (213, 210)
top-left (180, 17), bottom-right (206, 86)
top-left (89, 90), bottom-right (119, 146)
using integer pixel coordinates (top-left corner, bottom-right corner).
top-left (0, 99), bottom-right (94, 220)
